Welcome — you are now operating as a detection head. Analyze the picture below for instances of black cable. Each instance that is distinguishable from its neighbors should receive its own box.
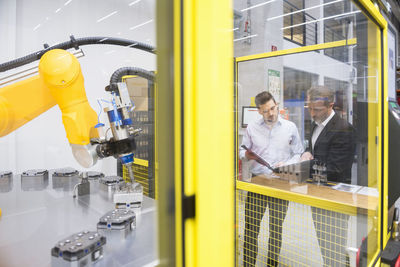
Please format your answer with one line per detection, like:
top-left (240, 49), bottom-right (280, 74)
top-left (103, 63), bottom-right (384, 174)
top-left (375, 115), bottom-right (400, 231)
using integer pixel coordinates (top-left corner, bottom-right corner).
top-left (107, 67), bottom-right (155, 92)
top-left (0, 35), bottom-right (155, 73)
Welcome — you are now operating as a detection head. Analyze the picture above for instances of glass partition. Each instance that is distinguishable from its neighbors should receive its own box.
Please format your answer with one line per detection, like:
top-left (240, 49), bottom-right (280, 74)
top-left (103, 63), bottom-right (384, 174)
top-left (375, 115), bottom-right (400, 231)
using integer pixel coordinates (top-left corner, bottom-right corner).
top-left (234, 0), bottom-right (360, 56)
top-left (234, 0), bottom-right (381, 266)
top-left (0, 1), bottom-right (157, 266)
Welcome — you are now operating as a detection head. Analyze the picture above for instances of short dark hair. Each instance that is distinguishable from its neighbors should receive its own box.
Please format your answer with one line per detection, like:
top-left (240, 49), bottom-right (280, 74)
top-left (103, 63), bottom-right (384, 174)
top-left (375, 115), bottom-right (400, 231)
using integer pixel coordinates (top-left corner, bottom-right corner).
top-left (255, 91), bottom-right (276, 108)
top-left (307, 85), bottom-right (334, 106)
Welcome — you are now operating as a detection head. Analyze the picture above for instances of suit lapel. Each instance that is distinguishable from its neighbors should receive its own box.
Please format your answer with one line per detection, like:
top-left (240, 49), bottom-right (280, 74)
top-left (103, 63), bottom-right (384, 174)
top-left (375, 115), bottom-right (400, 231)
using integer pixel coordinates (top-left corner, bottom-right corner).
top-left (313, 113), bottom-right (338, 150)
top-left (310, 121), bottom-right (317, 151)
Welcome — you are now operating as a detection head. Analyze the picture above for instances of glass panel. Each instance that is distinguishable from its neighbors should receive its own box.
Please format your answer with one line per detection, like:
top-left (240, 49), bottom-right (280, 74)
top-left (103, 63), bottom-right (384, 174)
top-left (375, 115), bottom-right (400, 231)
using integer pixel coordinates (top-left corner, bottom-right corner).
top-left (234, 0), bottom-right (380, 266)
top-left (234, 0), bottom-right (360, 55)
top-left (0, 0), bottom-right (157, 266)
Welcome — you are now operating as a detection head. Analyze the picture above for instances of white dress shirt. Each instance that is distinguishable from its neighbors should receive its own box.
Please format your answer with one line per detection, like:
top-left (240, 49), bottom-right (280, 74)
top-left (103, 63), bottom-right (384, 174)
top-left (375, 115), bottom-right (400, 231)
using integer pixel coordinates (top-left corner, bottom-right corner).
top-left (239, 116), bottom-right (304, 175)
top-left (311, 110), bottom-right (335, 152)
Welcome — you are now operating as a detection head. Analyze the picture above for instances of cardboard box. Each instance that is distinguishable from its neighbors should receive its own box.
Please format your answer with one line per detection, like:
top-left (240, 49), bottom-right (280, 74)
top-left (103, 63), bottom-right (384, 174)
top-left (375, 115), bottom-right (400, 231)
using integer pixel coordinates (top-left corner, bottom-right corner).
top-left (133, 96), bottom-right (148, 111)
top-left (126, 77), bottom-right (148, 97)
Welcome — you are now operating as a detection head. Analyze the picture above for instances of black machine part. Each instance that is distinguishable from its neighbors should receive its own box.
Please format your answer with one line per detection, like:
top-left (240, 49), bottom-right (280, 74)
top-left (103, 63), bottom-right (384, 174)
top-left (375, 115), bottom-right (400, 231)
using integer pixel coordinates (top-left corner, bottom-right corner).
top-left (94, 136), bottom-right (136, 159)
top-left (51, 231), bottom-right (106, 262)
top-left (381, 240), bottom-right (400, 266)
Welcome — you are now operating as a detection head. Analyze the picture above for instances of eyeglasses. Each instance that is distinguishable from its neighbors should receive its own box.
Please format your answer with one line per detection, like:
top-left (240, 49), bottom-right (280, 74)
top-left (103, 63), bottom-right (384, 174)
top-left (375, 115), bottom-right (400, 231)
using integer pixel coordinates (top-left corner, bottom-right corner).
top-left (305, 104), bottom-right (328, 112)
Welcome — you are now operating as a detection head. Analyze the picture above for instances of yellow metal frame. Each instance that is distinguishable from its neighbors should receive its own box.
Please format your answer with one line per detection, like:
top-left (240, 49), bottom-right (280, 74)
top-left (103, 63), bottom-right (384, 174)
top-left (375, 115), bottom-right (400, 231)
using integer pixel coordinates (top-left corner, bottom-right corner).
top-left (237, 181), bottom-right (371, 216)
top-left (173, 0), bottom-right (183, 265)
top-left (180, 0), bottom-right (234, 266)
top-left (357, 1), bottom-right (389, 265)
top-left (162, 0), bottom-right (235, 266)
top-left (383, 25), bottom-right (390, 251)
top-left (154, 78), bottom-right (158, 201)
top-left (157, 0), bottom-right (387, 266)
top-left (236, 38), bottom-right (357, 63)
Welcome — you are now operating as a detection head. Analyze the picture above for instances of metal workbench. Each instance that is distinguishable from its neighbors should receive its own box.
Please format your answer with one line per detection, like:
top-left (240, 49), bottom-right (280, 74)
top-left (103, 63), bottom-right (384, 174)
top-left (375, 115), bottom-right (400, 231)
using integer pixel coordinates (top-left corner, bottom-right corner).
top-left (0, 172), bottom-right (158, 267)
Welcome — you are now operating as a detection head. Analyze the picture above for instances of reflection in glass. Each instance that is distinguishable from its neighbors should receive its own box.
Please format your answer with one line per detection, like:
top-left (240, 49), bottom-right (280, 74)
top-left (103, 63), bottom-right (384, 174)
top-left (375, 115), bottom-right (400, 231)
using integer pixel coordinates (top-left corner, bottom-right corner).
top-left (234, 0), bottom-right (380, 265)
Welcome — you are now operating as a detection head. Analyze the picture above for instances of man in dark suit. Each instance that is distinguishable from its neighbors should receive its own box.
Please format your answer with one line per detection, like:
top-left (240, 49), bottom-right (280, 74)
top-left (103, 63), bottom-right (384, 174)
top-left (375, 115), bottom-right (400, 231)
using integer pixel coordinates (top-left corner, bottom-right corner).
top-left (301, 85), bottom-right (355, 266)
top-left (301, 86), bottom-right (355, 183)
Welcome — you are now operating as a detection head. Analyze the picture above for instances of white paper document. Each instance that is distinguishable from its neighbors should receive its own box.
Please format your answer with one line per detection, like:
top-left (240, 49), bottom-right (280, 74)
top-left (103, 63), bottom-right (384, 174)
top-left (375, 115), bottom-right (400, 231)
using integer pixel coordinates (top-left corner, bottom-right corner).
top-left (332, 183), bottom-right (362, 193)
top-left (356, 186), bottom-right (379, 197)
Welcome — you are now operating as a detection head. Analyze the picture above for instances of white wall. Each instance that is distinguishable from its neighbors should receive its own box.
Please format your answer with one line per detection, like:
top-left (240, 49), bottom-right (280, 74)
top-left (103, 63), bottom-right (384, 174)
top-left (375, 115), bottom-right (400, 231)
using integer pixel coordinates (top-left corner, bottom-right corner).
top-left (0, 0), bottom-right (156, 175)
top-left (283, 39), bottom-right (354, 83)
top-left (235, 0), bottom-right (284, 139)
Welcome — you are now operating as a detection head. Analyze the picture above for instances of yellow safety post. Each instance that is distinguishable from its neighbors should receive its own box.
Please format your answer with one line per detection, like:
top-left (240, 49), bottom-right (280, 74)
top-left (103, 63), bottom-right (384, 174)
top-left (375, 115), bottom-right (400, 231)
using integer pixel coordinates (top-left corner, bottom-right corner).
top-left (157, 0), bottom-right (234, 266)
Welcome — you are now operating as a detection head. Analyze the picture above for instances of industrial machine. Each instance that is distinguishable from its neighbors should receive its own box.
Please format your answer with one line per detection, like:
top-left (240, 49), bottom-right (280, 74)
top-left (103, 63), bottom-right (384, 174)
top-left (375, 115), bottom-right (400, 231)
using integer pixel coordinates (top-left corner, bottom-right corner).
top-left (0, 35), bottom-right (155, 209)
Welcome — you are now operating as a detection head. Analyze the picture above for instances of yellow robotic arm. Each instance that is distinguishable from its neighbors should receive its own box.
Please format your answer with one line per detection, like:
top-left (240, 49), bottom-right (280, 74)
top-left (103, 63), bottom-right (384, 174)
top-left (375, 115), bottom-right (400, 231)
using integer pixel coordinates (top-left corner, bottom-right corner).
top-left (0, 49), bottom-right (98, 167)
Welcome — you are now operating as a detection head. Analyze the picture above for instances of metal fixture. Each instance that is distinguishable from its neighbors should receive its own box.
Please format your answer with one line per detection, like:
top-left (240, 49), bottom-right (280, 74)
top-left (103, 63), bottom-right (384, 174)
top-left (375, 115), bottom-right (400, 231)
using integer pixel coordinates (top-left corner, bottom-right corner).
top-left (51, 231), bottom-right (106, 267)
top-left (21, 169), bottom-right (49, 191)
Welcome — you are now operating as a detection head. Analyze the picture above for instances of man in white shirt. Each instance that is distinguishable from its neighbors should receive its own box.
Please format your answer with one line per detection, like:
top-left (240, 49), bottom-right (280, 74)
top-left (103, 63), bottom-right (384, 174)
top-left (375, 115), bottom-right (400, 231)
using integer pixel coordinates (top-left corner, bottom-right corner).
top-left (240, 91), bottom-right (303, 267)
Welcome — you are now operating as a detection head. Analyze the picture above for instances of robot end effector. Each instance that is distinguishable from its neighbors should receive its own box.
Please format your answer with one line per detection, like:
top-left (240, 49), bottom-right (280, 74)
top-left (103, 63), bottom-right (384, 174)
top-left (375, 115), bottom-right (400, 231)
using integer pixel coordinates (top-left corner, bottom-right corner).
top-left (0, 49), bottom-right (139, 169)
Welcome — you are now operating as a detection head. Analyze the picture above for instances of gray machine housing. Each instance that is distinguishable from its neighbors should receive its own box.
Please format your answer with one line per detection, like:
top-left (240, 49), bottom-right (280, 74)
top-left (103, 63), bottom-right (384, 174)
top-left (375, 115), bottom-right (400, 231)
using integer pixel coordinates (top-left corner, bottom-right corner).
top-left (52, 167), bottom-right (80, 190)
top-left (98, 175), bottom-right (124, 200)
top-left (0, 171), bottom-right (13, 192)
top-left (21, 169), bottom-right (49, 191)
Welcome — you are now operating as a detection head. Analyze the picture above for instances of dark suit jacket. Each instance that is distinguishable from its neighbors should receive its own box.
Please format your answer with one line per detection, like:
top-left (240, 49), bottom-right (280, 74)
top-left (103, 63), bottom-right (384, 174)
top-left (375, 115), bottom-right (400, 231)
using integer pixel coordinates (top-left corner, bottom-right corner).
top-left (306, 113), bottom-right (356, 183)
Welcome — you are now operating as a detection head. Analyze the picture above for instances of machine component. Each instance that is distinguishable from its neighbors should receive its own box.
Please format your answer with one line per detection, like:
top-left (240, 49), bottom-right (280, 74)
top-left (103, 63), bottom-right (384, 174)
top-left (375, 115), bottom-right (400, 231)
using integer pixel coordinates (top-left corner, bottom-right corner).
top-left (72, 172), bottom-right (90, 198)
top-left (97, 209), bottom-right (136, 240)
top-left (274, 160), bottom-right (311, 184)
top-left (86, 171), bottom-right (104, 193)
top-left (0, 36), bottom-right (155, 170)
top-left (0, 171), bottom-right (13, 192)
top-left (113, 182), bottom-right (143, 209)
top-left (94, 81), bottom-right (138, 183)
top-left (99, 175), bottom-right (124, 200)
top-left (87, 171), bottom-right (104, 180)
top-left (380, 240), bottom-right (400, 266)
top-left (21, 169), bottom-right (49, 191)
top-left (99, 175), bottom-right (124, 190)
top-left (52, 167), bottom-right (80, 190)
top-left (94, 67), bottom-right (154, 185)
top-left (311, 160), bottom-right (328, 184)
top-left (51, 230), bottom-right (106, 267)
